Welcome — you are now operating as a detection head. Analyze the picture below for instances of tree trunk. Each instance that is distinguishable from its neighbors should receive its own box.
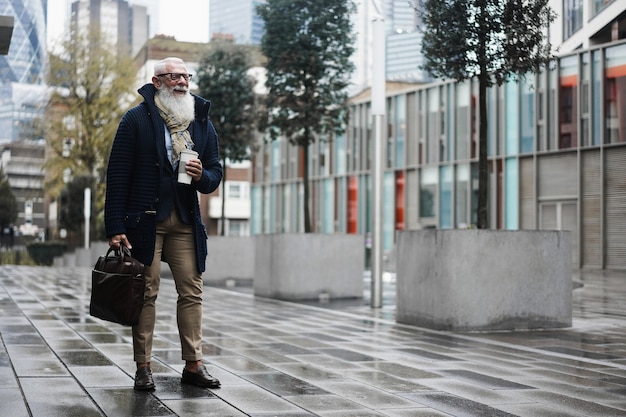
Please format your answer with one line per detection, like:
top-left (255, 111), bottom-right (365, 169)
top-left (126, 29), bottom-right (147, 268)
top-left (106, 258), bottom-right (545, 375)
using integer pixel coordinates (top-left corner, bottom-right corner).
top-left (476, 0), bottom-right (489, 229)
top-left (477, 74), bottom-right (489, 229)
top-left (302, 143), bottom-right (312, 233)
top-left (220, 155), bottom-right (227, 236)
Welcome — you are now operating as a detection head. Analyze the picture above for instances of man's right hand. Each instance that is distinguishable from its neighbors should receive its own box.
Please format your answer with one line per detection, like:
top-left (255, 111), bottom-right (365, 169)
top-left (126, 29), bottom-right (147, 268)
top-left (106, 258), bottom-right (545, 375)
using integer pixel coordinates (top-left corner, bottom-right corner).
top-left (109, 234), bottom-right (132, 249)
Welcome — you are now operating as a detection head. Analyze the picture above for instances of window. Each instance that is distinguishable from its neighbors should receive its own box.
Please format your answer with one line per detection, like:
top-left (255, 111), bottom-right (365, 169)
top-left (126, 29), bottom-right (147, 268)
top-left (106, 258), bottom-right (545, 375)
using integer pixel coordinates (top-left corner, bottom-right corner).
top-left (225, 182), bottom-right (248, 199)
top-left (563, 0), bottom-right (583, 39)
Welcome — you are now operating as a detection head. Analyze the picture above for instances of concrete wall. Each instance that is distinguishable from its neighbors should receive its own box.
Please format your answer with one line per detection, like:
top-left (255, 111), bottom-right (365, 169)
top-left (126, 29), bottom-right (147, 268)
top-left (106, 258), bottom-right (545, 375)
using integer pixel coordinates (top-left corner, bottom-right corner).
top-left (254, 234), bottom-right (365, 301)
top-left (396, 230), bottom-right (572, 331)
top-left (204, 236), bottom-right (255, 286)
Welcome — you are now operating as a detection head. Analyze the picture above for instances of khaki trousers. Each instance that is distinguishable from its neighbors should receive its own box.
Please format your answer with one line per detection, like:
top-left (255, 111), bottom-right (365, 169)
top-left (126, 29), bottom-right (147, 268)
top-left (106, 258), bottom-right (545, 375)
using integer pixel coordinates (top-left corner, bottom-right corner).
top-left (132, 209), bottom-right (203, 363)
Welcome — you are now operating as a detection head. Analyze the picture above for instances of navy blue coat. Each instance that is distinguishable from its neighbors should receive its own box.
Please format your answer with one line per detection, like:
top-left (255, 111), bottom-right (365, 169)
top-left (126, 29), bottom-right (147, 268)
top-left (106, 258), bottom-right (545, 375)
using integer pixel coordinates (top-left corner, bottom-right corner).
top-left (105, 84), bottom-right (223, 273)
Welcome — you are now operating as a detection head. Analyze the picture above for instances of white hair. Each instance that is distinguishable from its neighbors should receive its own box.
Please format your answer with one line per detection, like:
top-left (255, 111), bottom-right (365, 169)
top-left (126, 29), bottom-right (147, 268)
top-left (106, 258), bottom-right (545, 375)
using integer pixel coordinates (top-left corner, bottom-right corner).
top-left (154, 57), bottom-right (187, 76)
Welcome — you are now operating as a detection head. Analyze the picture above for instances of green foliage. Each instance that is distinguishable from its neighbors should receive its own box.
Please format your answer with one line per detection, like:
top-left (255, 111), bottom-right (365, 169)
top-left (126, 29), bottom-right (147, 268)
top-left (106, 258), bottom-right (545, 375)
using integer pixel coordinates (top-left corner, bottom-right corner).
top-left (45, 28), bottom-right (138, 234)
top-left (196, 42), bottom-right (259, 163)
top-left (257, 0), bottom-right (356, 232)
top-left (26, 241), bottom-right (68, 266)
top-left (0, 249), bottom-right (36, 266)
top-left (59, 175), bottom-right (95, 234)
top-left (420, 0), bottom-right (556, 228)
top-left (420, 0), bottom-right (556, 86)
top-left (257, 0), bottom-right (355, 146)
top-left (0, 169), bottom-right (18, 229)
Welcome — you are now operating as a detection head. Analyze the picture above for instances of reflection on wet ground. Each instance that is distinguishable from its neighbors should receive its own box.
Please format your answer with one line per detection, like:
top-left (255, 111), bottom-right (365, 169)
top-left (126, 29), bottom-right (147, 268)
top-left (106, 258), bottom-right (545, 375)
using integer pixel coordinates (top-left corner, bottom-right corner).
top-left (1, 265), bottom-right (625, 416)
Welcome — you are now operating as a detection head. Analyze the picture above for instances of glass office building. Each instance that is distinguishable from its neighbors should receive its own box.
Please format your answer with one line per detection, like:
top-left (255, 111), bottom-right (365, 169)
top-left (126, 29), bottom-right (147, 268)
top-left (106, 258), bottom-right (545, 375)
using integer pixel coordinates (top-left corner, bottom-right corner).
top-left (209, 0), bottom-right (264, 44)
top-left (250, 40), bottom-right (626, 270)
top-left (0, 0), bottom-right (46, 85)
top-left (0, 0), bottom-right (47, 143)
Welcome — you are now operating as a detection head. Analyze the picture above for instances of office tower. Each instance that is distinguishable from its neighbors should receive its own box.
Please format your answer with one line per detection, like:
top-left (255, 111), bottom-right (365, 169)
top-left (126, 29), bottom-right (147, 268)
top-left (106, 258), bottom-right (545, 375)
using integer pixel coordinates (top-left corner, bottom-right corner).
top-left (0, 0), bottom-right (46, 85)
top-left (70, 0), bottom-right (149, 56)
top-left (209, 0), bottom-right (264, 44)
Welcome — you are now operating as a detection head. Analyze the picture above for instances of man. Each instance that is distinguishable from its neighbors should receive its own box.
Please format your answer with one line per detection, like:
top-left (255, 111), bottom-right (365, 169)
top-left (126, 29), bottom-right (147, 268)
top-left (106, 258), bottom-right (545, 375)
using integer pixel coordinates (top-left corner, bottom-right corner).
top-left (105, 57), bottom-right (223, 391)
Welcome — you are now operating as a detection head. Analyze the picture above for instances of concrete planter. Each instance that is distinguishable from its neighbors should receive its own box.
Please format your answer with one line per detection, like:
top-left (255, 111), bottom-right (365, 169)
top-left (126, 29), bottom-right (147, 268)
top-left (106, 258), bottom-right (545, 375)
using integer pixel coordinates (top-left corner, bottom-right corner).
top-left (254, 234), bottom-right (365, 301)
top-left (204, 236), bottom-right (255, 287)
top-left (396, 230), bottom-right (572, 331)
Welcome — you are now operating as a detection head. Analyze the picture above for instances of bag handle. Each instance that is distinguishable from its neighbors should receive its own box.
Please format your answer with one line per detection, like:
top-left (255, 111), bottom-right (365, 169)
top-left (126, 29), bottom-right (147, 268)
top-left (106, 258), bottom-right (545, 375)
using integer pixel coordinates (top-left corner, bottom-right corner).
top-left (105, 244), bottom-right (132, 264)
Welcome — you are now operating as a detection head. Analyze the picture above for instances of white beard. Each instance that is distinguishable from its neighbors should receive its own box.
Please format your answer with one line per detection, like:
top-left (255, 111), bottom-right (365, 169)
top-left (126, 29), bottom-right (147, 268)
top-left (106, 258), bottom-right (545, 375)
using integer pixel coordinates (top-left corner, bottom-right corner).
top-left (157, 86), bottom-right (195, 124)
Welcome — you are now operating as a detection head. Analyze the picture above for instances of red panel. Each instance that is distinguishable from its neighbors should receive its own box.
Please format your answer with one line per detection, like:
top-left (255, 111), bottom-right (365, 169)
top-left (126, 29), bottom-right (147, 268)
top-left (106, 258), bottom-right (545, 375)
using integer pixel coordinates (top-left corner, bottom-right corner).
top-left (348, 176), bottom-right (358, 234)
top-left (395, 171), bottom-right (405, 230)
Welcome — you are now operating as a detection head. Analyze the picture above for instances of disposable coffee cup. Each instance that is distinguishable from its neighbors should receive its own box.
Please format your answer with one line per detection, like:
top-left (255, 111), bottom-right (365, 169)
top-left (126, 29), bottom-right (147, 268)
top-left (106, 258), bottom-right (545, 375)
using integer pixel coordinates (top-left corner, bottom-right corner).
top-left (177, 149), bottom-right (199, 184)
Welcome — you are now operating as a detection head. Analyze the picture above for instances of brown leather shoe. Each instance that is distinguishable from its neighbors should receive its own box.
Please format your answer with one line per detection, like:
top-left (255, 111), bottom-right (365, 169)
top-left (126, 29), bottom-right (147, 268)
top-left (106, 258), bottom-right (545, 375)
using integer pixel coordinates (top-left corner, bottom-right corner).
top-left (181, 364), bottom-right (221, 388)
top-left (134, 366), bottom-right (155, 391)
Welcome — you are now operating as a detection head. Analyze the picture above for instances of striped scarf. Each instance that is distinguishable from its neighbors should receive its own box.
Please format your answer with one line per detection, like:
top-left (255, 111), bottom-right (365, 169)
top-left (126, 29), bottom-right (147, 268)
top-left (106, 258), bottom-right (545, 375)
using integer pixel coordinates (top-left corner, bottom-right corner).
top-left (154, 93), bottom-right (194, 164)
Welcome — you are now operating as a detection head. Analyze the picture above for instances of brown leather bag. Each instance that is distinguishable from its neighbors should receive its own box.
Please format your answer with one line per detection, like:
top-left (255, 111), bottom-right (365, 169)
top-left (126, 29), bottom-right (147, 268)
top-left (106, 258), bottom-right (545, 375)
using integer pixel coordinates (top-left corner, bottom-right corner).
top-left (90, 245), bottom-right (146, 326)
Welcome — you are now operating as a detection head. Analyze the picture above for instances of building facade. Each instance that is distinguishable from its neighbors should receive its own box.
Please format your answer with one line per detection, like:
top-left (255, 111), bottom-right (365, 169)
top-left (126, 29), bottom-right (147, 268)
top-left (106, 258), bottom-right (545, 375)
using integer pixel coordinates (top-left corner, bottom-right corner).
top-left (70, 0), bottom-right (149, 56)
top-left (0, 0), bottom-right (46, 85)
top-left (209, 0), bottom-right (265, 45)
top-left (1, 139), bottom-right (46, 238)
top-left (250, 39), bottom-right (626, 270)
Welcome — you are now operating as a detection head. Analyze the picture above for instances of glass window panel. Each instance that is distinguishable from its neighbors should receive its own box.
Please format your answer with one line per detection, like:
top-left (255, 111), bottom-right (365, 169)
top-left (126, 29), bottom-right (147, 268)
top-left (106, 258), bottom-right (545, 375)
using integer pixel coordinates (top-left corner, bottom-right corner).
top-left (395, 95), bottom-right (406, 168)
top-left (387, 98), bottom-right (394, 168)
top-left (439, 165), bottom-right (452, 229)
top-left (336, 177), bottom-right (346, 232)
top-left (427, 88), bottom-right (439, 163)
top-left (322, 178), bottom-right (334, 233)
top-left (520, 77), bottom-right (535, 153)
top-left (487, 86), bottom-right (497, 156)
top-left (564, 0), bottom-right (583, 39)
top-left (271, 140), bottom-right (281, 181)
top-left (505, 79), bottom-right (520, 155)
top-left (592, 51), bottom-right (602, 146)
top-left (559, 55), bottom-right (579, 149)
top-left (505, 158), bottom-right (518, 230)
top-left (456, 82), bottom-right (470, 160)
top-left (420, 166), bottom-right (437, 218)
top-left (336, 132), bottom-right (346, 175)
top-left (605, 43), bottom-right (626, 144)
top-left (383, 171), bottom-right (394, 251)
top-left (592, 0), bottom-right (612, 16)
top-left (455, 164), bottom-right (469, 228)
top-left (251, 185), bottom-right (262, 235)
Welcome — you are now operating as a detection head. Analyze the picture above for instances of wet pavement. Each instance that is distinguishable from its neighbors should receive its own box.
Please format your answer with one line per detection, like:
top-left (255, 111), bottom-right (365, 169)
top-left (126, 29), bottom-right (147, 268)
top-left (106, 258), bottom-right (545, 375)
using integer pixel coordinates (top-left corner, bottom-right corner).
top-left (0, 265), bottom-right (625, 417)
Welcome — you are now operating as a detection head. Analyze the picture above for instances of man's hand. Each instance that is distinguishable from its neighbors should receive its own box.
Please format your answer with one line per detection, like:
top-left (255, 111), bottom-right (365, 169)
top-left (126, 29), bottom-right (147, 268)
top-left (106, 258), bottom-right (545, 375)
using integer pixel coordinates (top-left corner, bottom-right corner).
top-left (185, 158), bottom-right (203, 182)
top-left (109, 234), bottom-right (132, 249)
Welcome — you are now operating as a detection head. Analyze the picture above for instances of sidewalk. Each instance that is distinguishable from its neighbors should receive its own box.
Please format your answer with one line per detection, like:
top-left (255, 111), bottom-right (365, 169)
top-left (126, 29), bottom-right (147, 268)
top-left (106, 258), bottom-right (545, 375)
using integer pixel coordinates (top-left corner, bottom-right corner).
top-left (1, 265), bottom-right (625, 416)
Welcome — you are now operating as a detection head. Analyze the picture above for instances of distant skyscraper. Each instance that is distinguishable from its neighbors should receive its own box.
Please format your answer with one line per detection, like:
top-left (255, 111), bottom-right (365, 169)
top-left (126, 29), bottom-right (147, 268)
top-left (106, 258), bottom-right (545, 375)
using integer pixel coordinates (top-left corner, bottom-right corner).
top-left (209, 0), bottom-right (264, 44)
top-left (0, 0), bottom-right (46, 84)
top-left (0, 0), bottom-right (48, 142)
top-left (129, 0), bottom-right (158, 38)
top-left (70, 0), bottom-right (149, 56)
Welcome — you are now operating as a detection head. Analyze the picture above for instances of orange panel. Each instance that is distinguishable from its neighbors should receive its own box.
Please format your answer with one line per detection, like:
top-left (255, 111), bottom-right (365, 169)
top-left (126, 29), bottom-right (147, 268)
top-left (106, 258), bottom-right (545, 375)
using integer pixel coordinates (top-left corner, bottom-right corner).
top-left (348, 176), bottom-right (358, 234)
top-left (606, 63), bottom-right (626, 79)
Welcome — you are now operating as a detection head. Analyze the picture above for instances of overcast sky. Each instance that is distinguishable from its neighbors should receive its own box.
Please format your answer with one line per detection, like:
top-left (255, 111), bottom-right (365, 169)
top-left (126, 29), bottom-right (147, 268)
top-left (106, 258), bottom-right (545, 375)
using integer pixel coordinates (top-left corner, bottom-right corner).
top-left (47, 0), bottom-right (209, 47)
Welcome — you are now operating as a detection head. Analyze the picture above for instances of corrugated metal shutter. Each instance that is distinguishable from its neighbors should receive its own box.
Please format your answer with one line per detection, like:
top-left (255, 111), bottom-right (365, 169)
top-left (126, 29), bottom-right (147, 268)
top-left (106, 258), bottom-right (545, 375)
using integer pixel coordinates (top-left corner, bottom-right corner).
top-left (540, 204), bottom-right (557, 229)
top-left (605, 147), bottom-right (626, 269)
top-left (520, 156), bottom-right (535, 229)
top-left (537, 153), bottom-right (577, 197)
top-left (562, 202), bottom-right (578, 266)
top-left (581, 150), bottom-right (602, 268)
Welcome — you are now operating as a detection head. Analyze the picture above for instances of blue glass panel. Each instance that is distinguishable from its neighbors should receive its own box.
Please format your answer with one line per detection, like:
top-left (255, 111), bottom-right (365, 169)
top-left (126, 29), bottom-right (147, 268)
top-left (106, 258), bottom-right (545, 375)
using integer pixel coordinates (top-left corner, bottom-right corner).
top-left (520, 78), bottom-right (535, 153)
top-left (505, 158), bottom-right (519, 230)
top-left (505, 79), bottom-right (519, 156)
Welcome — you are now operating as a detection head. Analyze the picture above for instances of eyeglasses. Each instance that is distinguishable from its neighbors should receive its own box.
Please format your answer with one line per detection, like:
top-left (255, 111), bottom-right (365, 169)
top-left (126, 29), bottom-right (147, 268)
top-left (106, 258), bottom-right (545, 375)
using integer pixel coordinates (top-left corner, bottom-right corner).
top-left (156, 73), bottom-right (193, 81)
